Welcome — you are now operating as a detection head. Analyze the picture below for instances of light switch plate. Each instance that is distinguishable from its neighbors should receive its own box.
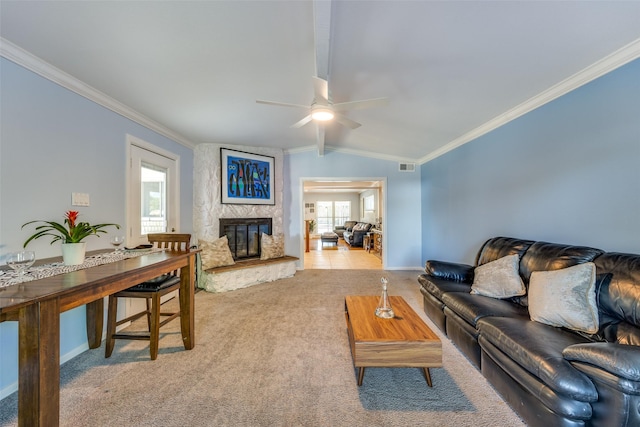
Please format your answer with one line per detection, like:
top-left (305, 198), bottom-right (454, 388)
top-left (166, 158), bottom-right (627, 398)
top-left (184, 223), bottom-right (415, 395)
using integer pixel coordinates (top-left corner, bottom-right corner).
top-left (71, 192), bottom-right (90, 207)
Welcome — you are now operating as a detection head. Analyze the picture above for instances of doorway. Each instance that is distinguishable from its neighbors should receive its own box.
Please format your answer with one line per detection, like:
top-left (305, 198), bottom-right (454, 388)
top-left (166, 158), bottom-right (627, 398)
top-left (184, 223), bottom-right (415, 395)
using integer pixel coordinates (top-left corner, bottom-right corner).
top-left (301, 178), bottom-right (385, 270)
top-left (126, 135), bottom-right (180, 247)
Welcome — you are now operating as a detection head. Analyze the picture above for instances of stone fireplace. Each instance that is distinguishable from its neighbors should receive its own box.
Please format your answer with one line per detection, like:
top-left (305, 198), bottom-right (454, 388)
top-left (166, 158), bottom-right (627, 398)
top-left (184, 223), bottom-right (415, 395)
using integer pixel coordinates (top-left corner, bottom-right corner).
top-left (219, 218), bottom-right (272, 260)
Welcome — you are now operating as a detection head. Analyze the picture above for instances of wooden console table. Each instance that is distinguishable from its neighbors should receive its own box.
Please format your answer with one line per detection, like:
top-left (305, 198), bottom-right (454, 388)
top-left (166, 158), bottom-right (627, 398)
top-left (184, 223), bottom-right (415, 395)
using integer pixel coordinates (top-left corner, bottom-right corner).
top-left (371, 229), bottom-right (382, 261)
top-left (0, 250), bottom-right (199, 427)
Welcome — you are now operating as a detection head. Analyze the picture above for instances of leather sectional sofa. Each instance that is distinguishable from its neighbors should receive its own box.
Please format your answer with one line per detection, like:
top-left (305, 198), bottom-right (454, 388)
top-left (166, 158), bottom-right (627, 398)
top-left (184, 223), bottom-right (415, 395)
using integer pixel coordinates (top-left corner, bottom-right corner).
top-left (418, 237), bottom-right (640, 427)
top-left (333, 221), bottom-right (358, 238)
top-left (342, 222), bottom-right (372, 247)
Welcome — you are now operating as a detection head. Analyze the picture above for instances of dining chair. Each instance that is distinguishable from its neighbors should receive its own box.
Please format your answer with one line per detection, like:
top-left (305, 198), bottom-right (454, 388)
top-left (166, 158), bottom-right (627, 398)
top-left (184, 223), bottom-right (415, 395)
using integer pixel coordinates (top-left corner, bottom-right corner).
top-left (105, 233), bottom-right (192, 360)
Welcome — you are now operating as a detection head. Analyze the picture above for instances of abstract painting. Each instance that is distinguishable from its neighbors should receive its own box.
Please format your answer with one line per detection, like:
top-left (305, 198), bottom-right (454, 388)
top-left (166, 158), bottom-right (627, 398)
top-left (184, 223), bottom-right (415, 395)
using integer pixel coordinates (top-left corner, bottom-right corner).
top-left (221, 148), bottom-right (275, 205)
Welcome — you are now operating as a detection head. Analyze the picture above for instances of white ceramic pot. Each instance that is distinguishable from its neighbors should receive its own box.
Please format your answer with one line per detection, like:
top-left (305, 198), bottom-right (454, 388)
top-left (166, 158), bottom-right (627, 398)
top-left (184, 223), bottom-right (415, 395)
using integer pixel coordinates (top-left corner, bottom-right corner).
top-left (61, 242), bottom-right (86, 266)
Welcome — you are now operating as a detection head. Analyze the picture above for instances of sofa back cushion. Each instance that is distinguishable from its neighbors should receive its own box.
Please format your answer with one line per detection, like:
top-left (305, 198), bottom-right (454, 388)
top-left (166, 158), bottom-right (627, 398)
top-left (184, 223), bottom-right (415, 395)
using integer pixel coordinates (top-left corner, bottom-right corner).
top-left (343, 221), bottom-right (358, 231)
top-left (519, 241), bottom-right (604, 285)
top-left (352, 222), bottom-right (372, 232)
top-left (476, 237), bottom-right (535, 267)
top-left (593, 252), bottom-right (640, 345)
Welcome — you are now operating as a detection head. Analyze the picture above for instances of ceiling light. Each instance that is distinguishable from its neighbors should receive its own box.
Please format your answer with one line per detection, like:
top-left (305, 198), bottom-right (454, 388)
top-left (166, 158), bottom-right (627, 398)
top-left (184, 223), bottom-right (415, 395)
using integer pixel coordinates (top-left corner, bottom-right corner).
top-left (311, 108), bottom-right (334, 121)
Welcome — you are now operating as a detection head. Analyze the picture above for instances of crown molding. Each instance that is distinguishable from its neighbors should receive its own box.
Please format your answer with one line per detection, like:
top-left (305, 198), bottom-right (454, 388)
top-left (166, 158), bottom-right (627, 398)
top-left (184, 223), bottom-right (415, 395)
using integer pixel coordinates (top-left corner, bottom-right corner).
top-left (419, 37), bottom-right (640, 165)
top-left (0, 37), bottom-right (197, 150)
top-left (285, 144), bottom-right (417, 164)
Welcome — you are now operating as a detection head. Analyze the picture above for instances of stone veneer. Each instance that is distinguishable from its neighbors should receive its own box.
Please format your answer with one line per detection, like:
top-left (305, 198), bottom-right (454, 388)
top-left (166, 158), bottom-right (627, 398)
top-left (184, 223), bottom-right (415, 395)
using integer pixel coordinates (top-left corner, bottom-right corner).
top-left (199, 260), bottom-right (297, 293)
top-left (194, 143), bottom-right (284, 240)
top-left (194, 144), bottom-right (292, 292)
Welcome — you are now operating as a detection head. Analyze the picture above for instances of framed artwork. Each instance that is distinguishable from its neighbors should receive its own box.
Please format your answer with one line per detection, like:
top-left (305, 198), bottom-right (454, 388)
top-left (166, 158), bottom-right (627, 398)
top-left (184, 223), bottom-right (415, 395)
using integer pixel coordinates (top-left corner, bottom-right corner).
top-left (221, 148), bottom-right (275, 205)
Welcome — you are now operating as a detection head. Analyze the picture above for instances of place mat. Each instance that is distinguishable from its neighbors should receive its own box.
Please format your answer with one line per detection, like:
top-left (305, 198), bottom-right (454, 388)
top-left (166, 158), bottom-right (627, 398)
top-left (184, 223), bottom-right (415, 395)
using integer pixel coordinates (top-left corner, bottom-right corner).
top-left (0, 249), bottom-right (162, 289)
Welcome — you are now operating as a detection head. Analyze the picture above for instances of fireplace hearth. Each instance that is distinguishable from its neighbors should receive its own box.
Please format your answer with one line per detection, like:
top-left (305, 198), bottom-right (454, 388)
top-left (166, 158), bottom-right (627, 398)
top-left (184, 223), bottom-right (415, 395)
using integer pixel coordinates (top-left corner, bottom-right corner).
top-left (220, 218), bottom-right (272, 260)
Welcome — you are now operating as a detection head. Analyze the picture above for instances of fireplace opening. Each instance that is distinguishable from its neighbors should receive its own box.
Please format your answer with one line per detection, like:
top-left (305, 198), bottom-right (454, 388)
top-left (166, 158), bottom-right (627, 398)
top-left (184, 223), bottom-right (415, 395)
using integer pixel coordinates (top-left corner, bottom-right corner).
top-left (220, 218), bottom-right (272, 260)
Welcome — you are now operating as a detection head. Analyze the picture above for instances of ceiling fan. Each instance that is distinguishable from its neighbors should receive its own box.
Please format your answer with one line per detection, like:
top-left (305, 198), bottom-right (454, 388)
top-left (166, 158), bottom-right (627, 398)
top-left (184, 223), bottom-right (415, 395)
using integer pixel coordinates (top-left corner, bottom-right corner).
top-left (256, 76), bottom-right (388, 131)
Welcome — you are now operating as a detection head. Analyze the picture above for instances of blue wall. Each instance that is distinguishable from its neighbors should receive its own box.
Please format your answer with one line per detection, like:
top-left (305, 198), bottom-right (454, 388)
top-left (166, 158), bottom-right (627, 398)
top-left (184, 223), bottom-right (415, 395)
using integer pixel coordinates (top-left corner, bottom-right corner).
top-left (284, 150), bottom-right (423, 269)
top-left (421, 58), bottom-right (640, 265)
top-left (0, 58), bottom-right (194, 398)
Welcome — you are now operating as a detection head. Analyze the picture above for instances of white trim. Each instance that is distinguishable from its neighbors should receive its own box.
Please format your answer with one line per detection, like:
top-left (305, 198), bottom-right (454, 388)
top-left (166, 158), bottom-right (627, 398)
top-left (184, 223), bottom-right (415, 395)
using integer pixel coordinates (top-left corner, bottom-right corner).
top-left (126, 135), bottom-right (181, 245)
top-left (0, 37), bottom-right (196, 150)
top-left (0, 341), bottom-right (90, 400)
top-left (299, 176), bottom-right (387, 269)
top-left (419, 37), bottom-right (640, 165)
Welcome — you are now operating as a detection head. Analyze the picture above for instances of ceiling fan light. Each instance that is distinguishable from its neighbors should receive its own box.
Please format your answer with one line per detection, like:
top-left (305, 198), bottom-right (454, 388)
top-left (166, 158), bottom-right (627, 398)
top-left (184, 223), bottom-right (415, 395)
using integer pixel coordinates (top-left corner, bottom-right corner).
top-left (311, 108), bottom-right (334, 121)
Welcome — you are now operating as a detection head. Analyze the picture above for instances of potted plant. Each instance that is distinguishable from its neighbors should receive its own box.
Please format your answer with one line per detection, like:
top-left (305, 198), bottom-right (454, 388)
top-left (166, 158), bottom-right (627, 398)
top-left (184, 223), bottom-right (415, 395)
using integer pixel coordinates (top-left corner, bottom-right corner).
top-left (23, 210), bottom-right (120, 265)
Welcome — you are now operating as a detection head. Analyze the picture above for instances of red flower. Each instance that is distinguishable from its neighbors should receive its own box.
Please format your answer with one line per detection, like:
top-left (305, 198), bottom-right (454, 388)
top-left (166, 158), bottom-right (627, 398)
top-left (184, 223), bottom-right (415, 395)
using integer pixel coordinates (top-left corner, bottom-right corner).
top-left (65, 211), bottom-right (79, 229)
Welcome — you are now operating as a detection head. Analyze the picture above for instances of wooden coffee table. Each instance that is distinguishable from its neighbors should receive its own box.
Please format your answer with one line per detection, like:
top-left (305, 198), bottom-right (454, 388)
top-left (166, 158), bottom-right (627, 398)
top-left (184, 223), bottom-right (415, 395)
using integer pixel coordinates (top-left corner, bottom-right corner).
top-left (344, 295), bottom-right (442, 386)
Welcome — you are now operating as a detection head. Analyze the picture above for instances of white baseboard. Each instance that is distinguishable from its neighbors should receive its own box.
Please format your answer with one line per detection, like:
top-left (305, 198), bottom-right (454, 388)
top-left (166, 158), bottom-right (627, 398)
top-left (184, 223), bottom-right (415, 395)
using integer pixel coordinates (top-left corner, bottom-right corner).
top-left (0, 342), bottom-right (90, 400)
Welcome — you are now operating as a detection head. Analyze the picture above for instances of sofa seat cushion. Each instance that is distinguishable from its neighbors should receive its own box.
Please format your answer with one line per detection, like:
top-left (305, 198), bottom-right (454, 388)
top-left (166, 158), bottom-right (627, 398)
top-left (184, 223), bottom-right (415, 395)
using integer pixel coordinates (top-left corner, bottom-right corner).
top-left (477, 317), bottom-right (598, 402)
top-left (441, 292), bottom-right (528, 327)
top-left (418, 274), bottom-right (471, 300)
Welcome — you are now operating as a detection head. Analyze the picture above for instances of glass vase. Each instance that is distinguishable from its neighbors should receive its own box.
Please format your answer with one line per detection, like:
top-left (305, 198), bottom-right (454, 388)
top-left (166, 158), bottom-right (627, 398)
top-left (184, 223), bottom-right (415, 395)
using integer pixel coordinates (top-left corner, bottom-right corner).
top-left (375, 277), bottom-right (395, 319)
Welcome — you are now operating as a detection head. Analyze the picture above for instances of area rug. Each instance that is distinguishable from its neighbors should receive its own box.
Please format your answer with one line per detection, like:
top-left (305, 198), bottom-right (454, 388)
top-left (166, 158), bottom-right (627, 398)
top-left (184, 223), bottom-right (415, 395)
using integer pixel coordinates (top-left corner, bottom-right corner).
top-left (0, 269), bottom-right (524, 426)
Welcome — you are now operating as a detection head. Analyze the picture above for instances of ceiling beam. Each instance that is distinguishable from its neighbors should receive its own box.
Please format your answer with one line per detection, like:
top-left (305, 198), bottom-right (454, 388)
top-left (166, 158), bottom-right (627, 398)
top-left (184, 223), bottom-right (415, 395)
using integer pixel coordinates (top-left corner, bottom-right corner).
top-left (313, 0), bottom-right (332, 82)
top-left (316, 124), bottom-right (325, 156)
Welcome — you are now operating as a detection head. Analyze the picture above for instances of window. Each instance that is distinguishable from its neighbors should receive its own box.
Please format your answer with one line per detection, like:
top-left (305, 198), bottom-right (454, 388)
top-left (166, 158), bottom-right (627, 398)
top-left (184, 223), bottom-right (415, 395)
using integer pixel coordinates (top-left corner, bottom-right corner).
top-left (334, 201), bottom-right (351, 227)
top-left (364, 195), bottom-right (374, 212)
top-left (141, 162), bottom-right (167, 234)
top-left (315, 201), bottom-right (351, 233)
top-left (127, 136), bottom-right (179, 246)
top-left (316, 201), bottom-right (333, 234)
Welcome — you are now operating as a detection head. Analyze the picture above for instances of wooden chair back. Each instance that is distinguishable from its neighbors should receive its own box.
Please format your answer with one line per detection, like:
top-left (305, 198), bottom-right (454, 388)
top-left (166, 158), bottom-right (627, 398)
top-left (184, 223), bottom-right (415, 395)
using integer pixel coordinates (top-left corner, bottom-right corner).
top-left (147, 233), bottom-right (191, 252)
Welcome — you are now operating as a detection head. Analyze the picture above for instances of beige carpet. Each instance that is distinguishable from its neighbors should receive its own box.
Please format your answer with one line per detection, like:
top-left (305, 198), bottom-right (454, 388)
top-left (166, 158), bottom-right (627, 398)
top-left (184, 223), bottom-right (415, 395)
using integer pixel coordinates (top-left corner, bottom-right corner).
top-left (0, 270), bottom-right (525, 426)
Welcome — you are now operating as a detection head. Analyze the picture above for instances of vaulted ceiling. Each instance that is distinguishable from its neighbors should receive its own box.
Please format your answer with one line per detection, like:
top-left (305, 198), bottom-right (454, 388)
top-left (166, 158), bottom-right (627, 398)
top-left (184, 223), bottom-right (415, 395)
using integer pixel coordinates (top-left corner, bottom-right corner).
top-left (1, 1), bottom-right (639, 162)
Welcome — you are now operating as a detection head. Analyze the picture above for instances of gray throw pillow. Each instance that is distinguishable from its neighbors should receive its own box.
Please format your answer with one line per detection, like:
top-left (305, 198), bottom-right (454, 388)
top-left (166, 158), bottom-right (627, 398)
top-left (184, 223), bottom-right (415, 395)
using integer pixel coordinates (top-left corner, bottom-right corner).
top-left (471, 254), bottom-right (525, 299)
top-left (528, 262), bottom-right (599, 334)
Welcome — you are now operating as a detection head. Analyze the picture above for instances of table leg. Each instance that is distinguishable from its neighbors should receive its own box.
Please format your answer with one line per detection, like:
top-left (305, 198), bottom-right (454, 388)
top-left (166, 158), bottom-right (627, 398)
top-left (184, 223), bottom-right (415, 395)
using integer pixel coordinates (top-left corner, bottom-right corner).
top-left (85, 299), bottom-right (103, 349)
top-left (357, 367), bottom-right (365, 386)
top-left (18, 299), bottom-right (60, 427)
top-left (179, 254), bottom-right (195, 350)
top-left (423, 368), bottom-right (433, 387)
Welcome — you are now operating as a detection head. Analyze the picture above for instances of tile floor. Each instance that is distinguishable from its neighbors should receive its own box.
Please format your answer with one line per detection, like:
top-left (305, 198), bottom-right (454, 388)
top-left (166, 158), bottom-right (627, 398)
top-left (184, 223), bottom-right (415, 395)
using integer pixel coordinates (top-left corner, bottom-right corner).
top-left (303, 237), bottom-right (382, 270)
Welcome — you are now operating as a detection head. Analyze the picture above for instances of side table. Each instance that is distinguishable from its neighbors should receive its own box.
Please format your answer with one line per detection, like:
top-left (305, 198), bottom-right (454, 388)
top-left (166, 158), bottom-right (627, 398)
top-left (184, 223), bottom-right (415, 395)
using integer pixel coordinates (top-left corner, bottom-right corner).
top-left (363, 233), bottom-right (372, 252)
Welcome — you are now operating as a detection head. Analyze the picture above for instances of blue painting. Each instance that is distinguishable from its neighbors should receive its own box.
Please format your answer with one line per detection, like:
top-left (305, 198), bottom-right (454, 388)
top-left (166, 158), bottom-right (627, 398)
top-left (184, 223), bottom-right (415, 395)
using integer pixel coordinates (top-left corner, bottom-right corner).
top-left (221, 148), bottom-right (275, 205)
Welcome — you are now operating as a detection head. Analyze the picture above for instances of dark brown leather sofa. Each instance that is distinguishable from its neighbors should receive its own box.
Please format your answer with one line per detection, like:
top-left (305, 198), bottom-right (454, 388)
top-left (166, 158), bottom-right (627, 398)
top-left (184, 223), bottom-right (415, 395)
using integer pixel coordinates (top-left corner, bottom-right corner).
top-left (418, 237), bottom-right (640, 427)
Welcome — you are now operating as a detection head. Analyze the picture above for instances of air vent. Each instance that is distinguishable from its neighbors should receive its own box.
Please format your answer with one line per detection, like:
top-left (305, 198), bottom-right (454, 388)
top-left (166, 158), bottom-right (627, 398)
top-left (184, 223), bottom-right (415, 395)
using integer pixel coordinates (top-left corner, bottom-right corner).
top-left (398, 162), bottom-right (415, 172)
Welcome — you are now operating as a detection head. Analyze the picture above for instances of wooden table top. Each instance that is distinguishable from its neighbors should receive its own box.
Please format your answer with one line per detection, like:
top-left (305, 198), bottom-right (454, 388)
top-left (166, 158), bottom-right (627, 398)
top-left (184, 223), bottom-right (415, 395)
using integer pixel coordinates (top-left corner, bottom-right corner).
top-left (0, 250), bottom-right (198, 315)
top-left (345, 295), bottom-right (440, 343)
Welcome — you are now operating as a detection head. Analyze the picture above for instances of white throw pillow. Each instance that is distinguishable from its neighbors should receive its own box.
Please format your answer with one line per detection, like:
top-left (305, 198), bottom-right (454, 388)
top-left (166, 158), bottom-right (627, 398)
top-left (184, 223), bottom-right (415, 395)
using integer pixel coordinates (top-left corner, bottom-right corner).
top-left (471, 254), bottom-right (525, 299)
top-left (199, 235), bottom-right (235, 269)
top-left (528, 262), bottom-right (599, 334)
top-left (260, 233), bottom-right (284, 260)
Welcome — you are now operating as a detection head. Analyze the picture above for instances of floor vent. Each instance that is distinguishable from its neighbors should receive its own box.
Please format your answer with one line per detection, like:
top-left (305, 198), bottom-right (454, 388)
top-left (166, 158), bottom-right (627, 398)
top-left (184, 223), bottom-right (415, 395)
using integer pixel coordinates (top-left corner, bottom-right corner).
top-left (398, 162), bottom-right (416, 172)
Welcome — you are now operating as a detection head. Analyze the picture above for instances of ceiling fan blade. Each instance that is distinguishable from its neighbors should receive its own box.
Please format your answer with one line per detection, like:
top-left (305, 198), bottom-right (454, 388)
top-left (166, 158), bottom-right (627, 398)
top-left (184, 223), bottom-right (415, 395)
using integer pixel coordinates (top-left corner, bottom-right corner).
top-left (334, 113), bottom-right (361, 130)
top-left (316, 123), bottom-right (325, 157)
top-left (291, 114), bottom-right (313, 129)
top-left (312, 76), bottom-right (329, 104)
top-left (256, 99), bottom-right (308, 109)
top-left (332, 97), bottom-right (389, 112)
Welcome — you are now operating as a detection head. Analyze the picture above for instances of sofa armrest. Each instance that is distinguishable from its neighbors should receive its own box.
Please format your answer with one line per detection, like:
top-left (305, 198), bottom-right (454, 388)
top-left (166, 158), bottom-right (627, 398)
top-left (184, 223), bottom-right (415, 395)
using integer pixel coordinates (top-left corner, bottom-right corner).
top-left (424, 260), bottom-right (474, 282)
top-left (563, 343), bottom-right (640, 382)
top-left (564, 343), bottom-right (640, 426)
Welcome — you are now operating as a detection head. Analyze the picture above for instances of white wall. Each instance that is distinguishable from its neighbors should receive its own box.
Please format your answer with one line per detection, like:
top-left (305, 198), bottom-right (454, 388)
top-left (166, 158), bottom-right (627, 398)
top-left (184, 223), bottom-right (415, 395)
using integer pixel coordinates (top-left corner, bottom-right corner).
top-left (0, 58), bottom-right (194, 398)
